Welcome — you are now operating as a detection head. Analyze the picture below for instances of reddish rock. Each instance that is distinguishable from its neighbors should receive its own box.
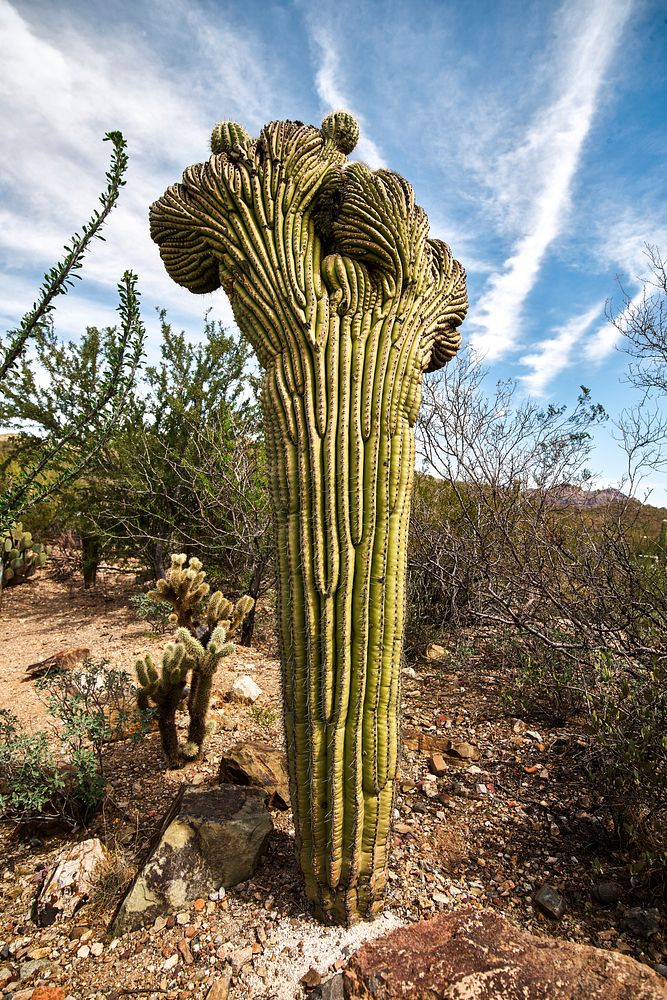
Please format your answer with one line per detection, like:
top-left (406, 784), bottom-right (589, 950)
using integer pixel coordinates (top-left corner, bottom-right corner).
top-left (343, 909), bottom-right (667, 999)
top-left (30, 990), bottom-right (66, 1000)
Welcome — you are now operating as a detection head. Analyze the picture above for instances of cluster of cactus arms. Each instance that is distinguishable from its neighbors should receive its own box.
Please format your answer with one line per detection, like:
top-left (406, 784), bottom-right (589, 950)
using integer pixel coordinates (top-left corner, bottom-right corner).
top-left (135, 554), bottom-right (254, 766)
top-left (1, 523), bottom-right (48, 587)
top-left (149, 112), bottom-right (467, 923)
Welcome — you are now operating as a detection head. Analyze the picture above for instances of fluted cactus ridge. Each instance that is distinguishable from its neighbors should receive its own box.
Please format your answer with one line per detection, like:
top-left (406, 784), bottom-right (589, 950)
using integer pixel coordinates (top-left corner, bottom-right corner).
top-left (211, 121), bottom-right (252, 154)
top-left (321, 110), bottom-right (359, 155)
top-left (150, 111), bottom-right (467, 922)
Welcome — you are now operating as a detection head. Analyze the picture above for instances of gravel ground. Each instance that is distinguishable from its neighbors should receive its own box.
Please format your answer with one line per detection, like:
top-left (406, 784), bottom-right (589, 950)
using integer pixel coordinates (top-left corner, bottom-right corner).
top-left (0, 571), bottom-right (665, 999)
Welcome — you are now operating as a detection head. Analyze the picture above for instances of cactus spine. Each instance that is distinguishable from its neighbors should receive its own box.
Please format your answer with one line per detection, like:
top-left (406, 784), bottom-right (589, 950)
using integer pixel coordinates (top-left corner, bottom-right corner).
top-left (149, 113), bottom-right (467, 922)
top-left (137, 554), bottom-right (254, 765)
top-left (1, 522), bottom-right (48, 586)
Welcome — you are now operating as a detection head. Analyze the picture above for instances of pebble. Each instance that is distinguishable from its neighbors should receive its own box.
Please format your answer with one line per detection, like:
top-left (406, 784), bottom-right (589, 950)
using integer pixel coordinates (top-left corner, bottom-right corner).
top-left (76, 945), bottom-right (90, 959)
top-left (621, 907), bottom-right (660, 939)
top-left (591, 881), bottom-right (623, 906)
top-left (163, 953), bottom-right (179, 971)
top-left (533, 884), bottom-right (566, 920)
top-left (90, 942), bottom-right (104, 957)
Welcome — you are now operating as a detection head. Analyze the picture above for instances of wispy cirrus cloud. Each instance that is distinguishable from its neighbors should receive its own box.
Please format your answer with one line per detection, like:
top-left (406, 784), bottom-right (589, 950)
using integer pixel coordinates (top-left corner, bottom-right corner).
top-left (469, 0), bottom-right (633, 361)
top-left (519, 303), bottom-right (602, 395)
top-left (0, 0), bottom-right (274, 344)
top-left (307, 23), bottom-right (387, 170)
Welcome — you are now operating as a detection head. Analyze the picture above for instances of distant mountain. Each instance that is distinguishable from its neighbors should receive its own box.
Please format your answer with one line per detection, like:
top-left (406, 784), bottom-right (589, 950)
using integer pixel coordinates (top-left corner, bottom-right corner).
top-left (540, 484), bottom-right (636, 509)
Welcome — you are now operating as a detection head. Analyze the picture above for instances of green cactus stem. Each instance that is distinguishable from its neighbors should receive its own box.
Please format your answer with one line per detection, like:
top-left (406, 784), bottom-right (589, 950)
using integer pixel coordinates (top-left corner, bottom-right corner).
top-left (149, 112), bottom-right (467, 923)
top-left (1, 522), bottom-right (48, 587)
top-left (148, 553), bottom-right (210, 629)
top-left (135, 644), bottom-right (192, 767)
top-left (179, 623), bottom-right (234, 753)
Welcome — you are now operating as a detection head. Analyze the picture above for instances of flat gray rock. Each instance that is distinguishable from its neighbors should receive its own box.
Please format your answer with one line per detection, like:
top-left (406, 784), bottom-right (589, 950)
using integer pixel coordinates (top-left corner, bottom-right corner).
top-left (110, 784), bottom-right (273, 936)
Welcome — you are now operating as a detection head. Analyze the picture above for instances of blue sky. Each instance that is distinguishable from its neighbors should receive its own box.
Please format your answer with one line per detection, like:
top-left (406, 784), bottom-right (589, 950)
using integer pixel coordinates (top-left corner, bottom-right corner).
top-left (1, 0), bottom-right (666, 500)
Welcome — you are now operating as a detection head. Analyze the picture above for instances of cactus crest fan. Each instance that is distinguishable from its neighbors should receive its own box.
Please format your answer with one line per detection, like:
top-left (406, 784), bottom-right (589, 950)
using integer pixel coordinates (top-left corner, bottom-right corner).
top-left (150, 112), bottom-right (467, 924)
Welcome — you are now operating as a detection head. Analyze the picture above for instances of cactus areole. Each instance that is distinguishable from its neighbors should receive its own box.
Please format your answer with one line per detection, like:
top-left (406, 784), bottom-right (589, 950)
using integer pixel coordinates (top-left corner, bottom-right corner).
top-left (150, 112), bottom-right (467, 924)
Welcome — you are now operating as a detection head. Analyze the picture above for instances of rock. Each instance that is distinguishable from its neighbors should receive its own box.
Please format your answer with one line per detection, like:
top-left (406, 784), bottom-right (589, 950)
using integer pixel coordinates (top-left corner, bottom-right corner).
top-left (230, 945), bottom-right (253, 974)
top-left (25, 647), bottom-right (91, 678)
top-left (206, 977), bottom-right (231, 1000)
top-left (425, 643), bottom-right (446, 660)
top-left (0, 968), bottom-right (13, 989)
top-left (163, 954), bottom-right (178, 971)
top-left (219, 741), bottom-right (290, 810)
top-left (29, 990), bottom-right (65, 1000)
top-left (428, 753), bottom-right (447, 777)
top-left (445, 738), bottom-right (480, 761)
top-left (90, 942), bottom-right (104, 957)
top-left (343, 908), bottom-right (667, 998)
top-left (301, 966), bottom-right (322, 989)
top-left (229, 676), bottom-right (263, 704)
top-left (33, 838), bottom-right (110, 927)
top-left (621, 907), bottom-right (661, 939)
top-left (655, 964), bottom-right (667, 979)
top-left (401, 730), bottom-right (479, 759)
top-left (19, 960), bottom-right (50, 981)
top-left (591, 881), bottom-right (623, 906)
top-left (110, 784), bottom-right (273, 935)
top-left (533, 883), bottom-right (566, 921)
top-left (309, 974), bottom-right (344, 999)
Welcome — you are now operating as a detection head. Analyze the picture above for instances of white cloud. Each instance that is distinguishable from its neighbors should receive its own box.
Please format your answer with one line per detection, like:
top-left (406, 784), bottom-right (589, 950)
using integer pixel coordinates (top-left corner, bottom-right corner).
top-left (468, 0), bottom-right (632, 361)
top-left (583, 287), bottom-right (646, 363)
top-left (0, 0), bottom-right (273, 345)
top-left (519, 303), bottom-right (602, 395)
top-left (308, 24), bottom-right (387, 170)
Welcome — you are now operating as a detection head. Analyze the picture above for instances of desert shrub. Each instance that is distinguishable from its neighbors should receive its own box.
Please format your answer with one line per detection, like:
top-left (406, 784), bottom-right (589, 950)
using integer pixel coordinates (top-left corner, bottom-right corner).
top-left (0, 661), bottom-right (149, 828)
top-left (588, 655), bottom-right (667, 886)
top-left (0, 710), bottom-right (100, 826)
top-left (495, 630), bottom-right (595, 724)
top-left (129, 591), bottom-right (173, 633)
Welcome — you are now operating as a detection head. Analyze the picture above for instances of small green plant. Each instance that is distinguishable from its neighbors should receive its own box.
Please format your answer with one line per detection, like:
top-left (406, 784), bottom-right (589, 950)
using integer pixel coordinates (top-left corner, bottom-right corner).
top-left (135, 554), bottom-right (253, 766)
top-left (589, 655), bottom-right (667, 888)
top-left (129, 592), bottom-right (172, 634)
top-left (498, 631), bottom-right (590, 724)
top-left (0, 710), bottom-right (65, 823)
top-left (1, 521), bottom-right (48, 587)
top-left (250, 703), bottom-right (281, 727)
top-left (0, 661), bottom-right (149, 828)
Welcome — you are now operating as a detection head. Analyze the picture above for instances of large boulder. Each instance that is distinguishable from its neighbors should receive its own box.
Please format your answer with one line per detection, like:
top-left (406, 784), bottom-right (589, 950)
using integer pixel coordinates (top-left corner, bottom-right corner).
top-left (219, 741), bottom-right (290, 810)
top-left (110, 784), bottom-right (272, 935)
top-left (343, 909), bottom-right (667, 999)
top-left (33, 838), bottom-right (110, 927)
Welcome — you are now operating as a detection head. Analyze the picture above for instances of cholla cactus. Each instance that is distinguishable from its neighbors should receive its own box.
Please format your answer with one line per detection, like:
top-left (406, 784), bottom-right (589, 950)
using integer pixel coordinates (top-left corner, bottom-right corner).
top-left (1, 522), bottom-right (48, 587)
top-left (148, 554), bottom-right (210, 629)
top-left (150, 112), bottom-right (467, 922)
top-left (137, 554), bottom-right (254, 765)
top-left (135, 644), bottom-right (192, 767)
top-left (178, 623), bottom-right (235, 757)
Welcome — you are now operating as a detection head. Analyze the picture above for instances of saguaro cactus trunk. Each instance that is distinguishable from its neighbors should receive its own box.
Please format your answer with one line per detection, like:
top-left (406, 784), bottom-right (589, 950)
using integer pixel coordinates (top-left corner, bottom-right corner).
top-left (150, 112), bottom-right (467, 924)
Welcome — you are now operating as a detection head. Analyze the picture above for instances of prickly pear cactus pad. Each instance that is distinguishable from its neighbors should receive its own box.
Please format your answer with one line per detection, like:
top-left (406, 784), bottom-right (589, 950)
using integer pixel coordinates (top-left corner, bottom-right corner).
top-left (150, 112), bottom-right (467, 924)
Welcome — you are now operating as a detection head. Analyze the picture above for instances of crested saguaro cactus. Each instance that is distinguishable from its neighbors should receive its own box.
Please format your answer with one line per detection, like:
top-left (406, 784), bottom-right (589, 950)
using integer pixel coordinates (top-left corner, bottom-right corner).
top-left (150, 112), bottom-right (467, 923)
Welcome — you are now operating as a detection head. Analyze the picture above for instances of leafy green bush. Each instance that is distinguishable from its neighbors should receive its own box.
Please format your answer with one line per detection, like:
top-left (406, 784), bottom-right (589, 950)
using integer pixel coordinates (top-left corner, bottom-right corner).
top-left (129, 591), bottom-right (173, 633)
top-left (589, 655), bottom-right (667, 886)
top-left (0, 660), bottom-right (148, 828)
top-left (485, 630), bottom-right (590, 724)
